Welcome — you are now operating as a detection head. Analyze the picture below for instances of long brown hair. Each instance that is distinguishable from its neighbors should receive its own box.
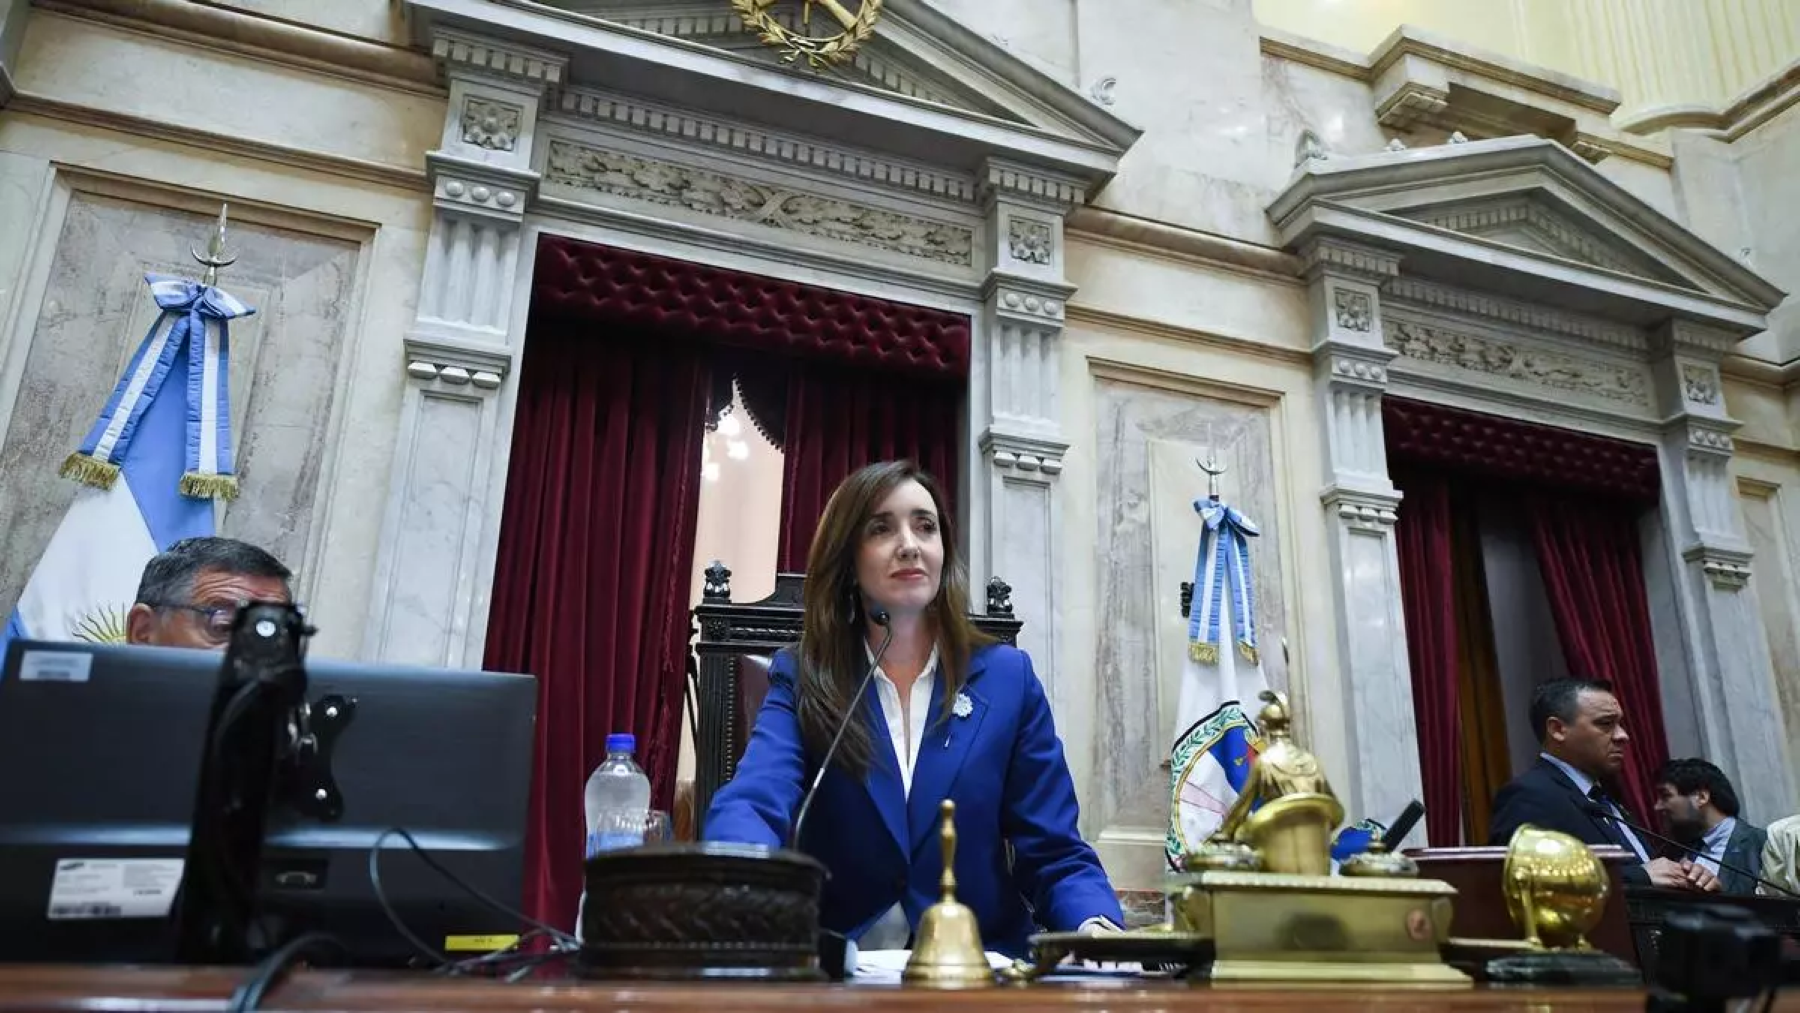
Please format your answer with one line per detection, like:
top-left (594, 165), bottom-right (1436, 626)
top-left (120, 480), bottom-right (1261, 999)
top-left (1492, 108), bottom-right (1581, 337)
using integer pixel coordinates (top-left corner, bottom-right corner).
top-left (796, 460), bottom-right (995, 779)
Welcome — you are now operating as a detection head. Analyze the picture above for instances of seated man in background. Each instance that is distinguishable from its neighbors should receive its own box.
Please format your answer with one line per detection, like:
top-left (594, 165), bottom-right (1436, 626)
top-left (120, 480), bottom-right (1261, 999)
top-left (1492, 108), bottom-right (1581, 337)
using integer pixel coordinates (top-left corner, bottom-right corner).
top-left (1758, 814), bottom-right (1800, 897)
top-left (1488, 678), bottom-right (1717, 892)
top-left (124, 537), bottom-right (292, 649)
top-left (1654, 758), bottom-right (1767, 895)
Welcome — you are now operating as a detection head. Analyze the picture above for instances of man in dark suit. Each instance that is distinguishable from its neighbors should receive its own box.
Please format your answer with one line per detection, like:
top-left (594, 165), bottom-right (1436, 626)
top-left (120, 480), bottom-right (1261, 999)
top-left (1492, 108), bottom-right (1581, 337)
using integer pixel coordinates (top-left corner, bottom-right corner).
top-left (1654, 758), bottom-right (1768, 895)
top-left (1487, 678), bottom-right (1718, 892)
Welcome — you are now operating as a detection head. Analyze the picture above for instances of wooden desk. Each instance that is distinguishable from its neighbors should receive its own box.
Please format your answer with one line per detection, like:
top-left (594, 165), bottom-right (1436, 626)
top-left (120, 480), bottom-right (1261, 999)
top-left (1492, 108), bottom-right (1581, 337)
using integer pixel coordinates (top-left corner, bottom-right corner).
top-left (1, 967), bottom-right (1798, 1013)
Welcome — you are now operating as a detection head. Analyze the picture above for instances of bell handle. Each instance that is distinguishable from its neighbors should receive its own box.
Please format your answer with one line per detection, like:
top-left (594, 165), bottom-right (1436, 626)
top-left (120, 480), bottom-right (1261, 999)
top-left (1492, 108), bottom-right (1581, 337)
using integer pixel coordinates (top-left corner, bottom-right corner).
top-left (938, 799), bottom-right (958, 899)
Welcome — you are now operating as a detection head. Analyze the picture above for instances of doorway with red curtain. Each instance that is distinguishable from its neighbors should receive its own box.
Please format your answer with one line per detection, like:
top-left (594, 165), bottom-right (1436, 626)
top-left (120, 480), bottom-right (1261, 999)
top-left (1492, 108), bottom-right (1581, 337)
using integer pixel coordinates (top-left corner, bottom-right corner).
top-left (1384, 398), bottom-right (1669, 842)
top-left (485, 237), bottom-right (971, 929)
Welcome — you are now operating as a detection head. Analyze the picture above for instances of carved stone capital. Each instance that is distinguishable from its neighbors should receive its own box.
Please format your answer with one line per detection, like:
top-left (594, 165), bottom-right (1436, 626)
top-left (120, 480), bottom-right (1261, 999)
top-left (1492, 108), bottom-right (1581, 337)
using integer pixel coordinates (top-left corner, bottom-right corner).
top-left (1683, 544), bottom-right (1753, 591)
top-left (984, 273), bottom-right (1073, 328)
top-left (1322, 485), bottom-right (1403, 532)
top-left (1299, 237), bottom-right (1404, 283)
top-left (404, 334), bottom-right (513, 392)
top-left (1685, 422), bottom-right (1737, 458)
top-left (431, 28), bottom-right (567, 90)
top-left (980, 158), bottom-right (1088, 213)
top-left (1318, 346), bottom-right (1395, 390)
top-left (428, 153), bottom-right (539, 223)
top-left (979, 428), bottom-right (1069, 479)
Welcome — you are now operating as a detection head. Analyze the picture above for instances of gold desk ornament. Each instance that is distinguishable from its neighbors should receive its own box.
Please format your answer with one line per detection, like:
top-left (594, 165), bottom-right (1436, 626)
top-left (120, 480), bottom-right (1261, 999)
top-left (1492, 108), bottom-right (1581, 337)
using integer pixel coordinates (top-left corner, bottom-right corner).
top-left (903, 800), bottom-right (995, 990)
top-left (1481, 825), bottom-right (1639, 986)
top-left (1339, 840), bottom-right (1420, 879)
top-left (1159, 689), bottom-right (1470, 986)
top-left (731, 0), bottom-right (883, 69)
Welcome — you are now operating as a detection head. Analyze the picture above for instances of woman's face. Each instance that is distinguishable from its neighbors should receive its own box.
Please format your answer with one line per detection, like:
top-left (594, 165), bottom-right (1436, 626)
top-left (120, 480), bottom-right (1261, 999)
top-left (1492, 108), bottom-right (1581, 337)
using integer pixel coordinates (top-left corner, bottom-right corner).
top-left (854, 478), bottom-right (944, 621)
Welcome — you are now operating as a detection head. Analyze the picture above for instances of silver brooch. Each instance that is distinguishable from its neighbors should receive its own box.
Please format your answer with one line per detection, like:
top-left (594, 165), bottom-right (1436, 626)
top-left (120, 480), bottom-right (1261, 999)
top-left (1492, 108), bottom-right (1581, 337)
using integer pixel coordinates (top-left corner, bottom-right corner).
top-left (952, 692), bottom-right (973, 719)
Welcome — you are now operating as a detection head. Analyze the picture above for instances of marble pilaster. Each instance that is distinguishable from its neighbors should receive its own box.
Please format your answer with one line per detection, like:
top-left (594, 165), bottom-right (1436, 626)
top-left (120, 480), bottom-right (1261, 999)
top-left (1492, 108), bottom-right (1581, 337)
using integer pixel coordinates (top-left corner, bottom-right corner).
top-left (362, 32), bottom-right (565, 667)
top-left (969, 160), bottom-right (1084, 702)
top-left (1650, 321), bottom-right (1798, 821)
top-left (1302, 236), bottom-right (1426, 844)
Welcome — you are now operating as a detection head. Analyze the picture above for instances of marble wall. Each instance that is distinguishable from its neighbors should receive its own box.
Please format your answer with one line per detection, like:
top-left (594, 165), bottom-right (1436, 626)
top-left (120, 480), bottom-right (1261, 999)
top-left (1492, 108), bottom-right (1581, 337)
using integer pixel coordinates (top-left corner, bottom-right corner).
top-left (1737, 470), bottom-right (1800, 793)
top-left (0, 192), bottom-right (360, 617)
top-left (1085, 367), bottom-right (1290, 881)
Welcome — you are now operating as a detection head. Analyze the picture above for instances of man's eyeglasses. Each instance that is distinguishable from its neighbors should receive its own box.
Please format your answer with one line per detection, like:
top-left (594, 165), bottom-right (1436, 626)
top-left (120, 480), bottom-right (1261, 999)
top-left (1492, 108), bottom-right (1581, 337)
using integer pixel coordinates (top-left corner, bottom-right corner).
top-left (144, 602), bottom-right (239, 641)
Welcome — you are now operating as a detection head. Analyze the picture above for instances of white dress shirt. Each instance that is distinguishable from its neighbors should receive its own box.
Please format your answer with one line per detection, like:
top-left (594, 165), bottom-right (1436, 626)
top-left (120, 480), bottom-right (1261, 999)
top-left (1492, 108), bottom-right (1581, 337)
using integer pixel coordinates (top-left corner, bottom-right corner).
top-left (856, 646), bottom-right (1114, 949)
top-left (1538, 752), bottom-right (1650, 862)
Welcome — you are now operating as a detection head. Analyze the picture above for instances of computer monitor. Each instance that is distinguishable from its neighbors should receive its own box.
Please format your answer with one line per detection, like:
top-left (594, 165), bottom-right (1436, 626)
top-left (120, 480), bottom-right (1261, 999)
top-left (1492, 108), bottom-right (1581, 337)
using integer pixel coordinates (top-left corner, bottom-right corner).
top-left (0, 639), bottom-right (537, 967)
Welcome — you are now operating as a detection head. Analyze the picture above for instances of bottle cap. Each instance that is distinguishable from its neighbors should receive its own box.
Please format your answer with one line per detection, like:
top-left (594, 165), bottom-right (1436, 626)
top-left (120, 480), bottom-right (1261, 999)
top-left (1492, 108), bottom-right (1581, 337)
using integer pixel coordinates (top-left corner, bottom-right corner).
top-left (606, 732), bottom-right (636, 754)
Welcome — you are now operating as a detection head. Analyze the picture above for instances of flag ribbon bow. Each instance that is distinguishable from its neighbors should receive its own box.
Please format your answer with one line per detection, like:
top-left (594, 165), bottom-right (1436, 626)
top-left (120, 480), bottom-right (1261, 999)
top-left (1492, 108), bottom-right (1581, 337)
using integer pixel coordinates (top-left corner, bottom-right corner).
top-left (61, 274), bottom-right (253, 500)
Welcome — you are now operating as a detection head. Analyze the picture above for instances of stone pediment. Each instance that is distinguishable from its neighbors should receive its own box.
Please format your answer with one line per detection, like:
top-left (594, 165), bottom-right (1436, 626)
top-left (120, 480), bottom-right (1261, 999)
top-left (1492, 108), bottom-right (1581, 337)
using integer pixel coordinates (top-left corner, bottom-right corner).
top-left (516, 0), bottom-right (1139, 158)
top-left (1270, 136), bottom-right (1786, 334)
top-left (1395, 196), bottom-right (1689, 287)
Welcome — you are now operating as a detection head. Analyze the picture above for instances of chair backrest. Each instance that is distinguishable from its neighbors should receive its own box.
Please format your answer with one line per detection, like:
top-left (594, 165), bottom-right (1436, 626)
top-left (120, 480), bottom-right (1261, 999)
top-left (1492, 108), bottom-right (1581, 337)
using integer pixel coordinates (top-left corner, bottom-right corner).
top-left (688, 561), bottom-right (1023, 831)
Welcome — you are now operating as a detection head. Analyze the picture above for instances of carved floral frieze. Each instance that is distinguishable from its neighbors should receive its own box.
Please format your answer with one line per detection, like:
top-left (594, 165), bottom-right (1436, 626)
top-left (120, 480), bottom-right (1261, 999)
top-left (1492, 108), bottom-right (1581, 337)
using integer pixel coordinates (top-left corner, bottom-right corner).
top-left (1681, 364), bottom-right (1720, 406)
top-left (1334, 289), bottom-right (1373, 332)
top-left (1385, 319), bottom-right (1650, 407)
top-left (1008, 218), bottom-right (1052, 265)
top-left (461, 97), bottom-right (523, 151)
top-left (543, 140), bottom-right (974, 267)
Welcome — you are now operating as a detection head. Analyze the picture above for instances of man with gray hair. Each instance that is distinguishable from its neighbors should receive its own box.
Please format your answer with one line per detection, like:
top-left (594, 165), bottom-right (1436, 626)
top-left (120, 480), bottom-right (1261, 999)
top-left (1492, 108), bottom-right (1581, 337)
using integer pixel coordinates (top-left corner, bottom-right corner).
top-left (125, 537), bottom-right (292, 649)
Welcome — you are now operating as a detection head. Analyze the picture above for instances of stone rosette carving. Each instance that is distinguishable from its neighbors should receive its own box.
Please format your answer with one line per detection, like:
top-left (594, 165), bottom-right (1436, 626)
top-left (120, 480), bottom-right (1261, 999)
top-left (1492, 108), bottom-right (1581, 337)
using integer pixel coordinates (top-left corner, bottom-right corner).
top-left (1333, 289), bottom-right (1373, 332)
top-left (1700, 554), bottom-right (1752, 591)
top-left (1008, 218), bottom-right (1053, 265)
top-left (543, 140), bottom-right (973, 266)
top-left (1687, 426), bottom-right (1734, 454)
top-left (1385, 320), bottom-right (1650, 407)
top-left (1681, 364), bottom-right (1719, 406)
top-left (461, 97), bottom-right (523, 152)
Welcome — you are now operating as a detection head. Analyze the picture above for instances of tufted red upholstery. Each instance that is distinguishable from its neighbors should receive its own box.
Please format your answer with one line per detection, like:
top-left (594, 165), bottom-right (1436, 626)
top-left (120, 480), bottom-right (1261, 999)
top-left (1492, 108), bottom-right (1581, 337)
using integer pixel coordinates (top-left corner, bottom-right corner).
top-left (1383, 397), bottom-right (1659, 505)
top-left (532, 236), bottom-right (970, 378)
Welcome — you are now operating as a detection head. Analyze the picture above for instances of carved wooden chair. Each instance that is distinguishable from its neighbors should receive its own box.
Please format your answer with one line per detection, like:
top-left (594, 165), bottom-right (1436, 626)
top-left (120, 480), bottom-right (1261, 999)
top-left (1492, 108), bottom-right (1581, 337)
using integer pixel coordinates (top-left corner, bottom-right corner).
top-left (684, 561), bottom-right (1023, 836)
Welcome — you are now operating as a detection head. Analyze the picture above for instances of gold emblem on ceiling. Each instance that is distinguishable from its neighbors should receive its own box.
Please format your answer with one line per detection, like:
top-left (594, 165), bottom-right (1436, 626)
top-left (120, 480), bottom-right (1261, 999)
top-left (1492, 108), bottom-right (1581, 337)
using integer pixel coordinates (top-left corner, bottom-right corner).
top-left (731, 0), bottom-right (883, 69)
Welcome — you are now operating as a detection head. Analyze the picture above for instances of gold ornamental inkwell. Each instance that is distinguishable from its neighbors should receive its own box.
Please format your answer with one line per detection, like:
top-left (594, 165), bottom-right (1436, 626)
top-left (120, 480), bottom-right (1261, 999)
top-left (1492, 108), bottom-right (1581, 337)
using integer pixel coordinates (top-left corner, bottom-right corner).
top-left (1011, 690), bottom-right (1468, 985)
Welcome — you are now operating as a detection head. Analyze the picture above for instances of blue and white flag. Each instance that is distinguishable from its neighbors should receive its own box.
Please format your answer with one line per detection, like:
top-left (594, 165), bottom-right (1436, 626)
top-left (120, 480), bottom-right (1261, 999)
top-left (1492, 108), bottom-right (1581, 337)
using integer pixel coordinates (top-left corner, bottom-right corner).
top-left (0, 274), bottom-right (253, 653)
top-left (1167, 495), bottom-right (1269, 869)
top-left (1188, 498), bottom-right (1259, 666)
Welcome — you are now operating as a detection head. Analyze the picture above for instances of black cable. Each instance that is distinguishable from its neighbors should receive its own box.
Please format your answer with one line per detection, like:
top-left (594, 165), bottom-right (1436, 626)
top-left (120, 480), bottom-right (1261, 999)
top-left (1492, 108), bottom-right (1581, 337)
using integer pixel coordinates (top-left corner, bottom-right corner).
top-left (226, 931), bottom-right (343, 1013)
top-left (368, 826), bottom-right (581, 972)
top-left (1759, 986), bottom-right (1779, 1013)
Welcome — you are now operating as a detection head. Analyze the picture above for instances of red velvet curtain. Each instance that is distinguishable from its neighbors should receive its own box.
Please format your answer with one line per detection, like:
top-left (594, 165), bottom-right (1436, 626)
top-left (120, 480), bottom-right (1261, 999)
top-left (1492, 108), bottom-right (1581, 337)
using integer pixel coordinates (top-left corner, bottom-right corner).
top-left (1525, 493), bottom-right (1668, 824)
top-left (775, 364), bottom-right (961, 570)
top-left (484, 317), bottom-right (710, 930)
top-left (1393, 473), bottom-right (1464, 846)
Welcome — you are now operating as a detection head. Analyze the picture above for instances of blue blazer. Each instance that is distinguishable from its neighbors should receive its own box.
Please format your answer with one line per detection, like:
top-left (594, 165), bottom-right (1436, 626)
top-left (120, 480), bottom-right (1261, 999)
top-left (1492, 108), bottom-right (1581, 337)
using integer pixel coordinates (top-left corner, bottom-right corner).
top-left (704, 643), bottom-right (1122, 957)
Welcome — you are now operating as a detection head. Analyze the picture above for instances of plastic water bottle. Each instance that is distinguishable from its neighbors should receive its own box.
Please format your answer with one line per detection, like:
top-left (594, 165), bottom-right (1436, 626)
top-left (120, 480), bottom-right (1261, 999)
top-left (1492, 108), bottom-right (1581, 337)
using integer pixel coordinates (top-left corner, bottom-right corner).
top-left (583, 732), bottom-right (651, 856)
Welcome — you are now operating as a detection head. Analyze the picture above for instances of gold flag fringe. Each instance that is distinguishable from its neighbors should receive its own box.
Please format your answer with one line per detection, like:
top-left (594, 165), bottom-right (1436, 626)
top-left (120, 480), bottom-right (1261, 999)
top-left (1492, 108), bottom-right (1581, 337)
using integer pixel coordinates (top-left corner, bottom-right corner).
top-left (1238, 642), bottom-right (1259, 666)
top-left (60, 453), bottom-right (120, 490)
top-left (1190, 641), bottom-right (1218, 664)
top-left (179, 472), bottom-right (239, 501)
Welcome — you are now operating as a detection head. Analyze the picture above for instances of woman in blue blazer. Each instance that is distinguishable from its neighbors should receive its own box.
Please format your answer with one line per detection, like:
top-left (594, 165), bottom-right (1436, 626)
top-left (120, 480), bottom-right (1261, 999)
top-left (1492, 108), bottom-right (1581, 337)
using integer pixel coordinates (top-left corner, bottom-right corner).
top-left (704, 460), bottom-right (1122, 957)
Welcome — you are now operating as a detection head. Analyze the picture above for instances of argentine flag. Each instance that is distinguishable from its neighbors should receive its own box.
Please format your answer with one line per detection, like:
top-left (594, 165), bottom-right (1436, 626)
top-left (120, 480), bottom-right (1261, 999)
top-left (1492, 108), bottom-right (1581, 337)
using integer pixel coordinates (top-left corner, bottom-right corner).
top-left (1166, 495), bottom-right (1269, 869)
top-left (0, 275), bottom-right (252, 654)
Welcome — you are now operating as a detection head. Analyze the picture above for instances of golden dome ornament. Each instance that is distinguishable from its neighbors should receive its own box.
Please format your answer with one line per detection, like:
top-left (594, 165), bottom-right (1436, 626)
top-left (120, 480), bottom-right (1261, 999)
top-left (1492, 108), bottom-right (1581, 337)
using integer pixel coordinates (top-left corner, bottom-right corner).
top-left (731, 0), bottom-right (883, 69)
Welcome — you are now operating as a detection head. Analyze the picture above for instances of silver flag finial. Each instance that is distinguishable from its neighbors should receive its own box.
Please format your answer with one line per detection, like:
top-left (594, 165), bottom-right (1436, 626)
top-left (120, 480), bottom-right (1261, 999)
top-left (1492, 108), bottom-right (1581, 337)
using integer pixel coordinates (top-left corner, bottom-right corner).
top-left (191, 203), bottom-right (237, 287)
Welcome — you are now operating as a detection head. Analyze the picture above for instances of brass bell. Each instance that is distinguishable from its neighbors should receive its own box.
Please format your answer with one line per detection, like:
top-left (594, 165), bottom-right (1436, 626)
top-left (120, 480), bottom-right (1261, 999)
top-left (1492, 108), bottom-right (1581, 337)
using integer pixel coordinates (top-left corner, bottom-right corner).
top-left (903, 800), bottom-right (994, 989)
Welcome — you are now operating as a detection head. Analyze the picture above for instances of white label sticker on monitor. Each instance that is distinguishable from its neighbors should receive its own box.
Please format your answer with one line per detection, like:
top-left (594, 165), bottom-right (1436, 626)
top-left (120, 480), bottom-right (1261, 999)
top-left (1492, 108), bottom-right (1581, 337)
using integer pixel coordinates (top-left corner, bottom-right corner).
top-left (47, 859), bottom-right (184, 920)
top-left (18, 651), bottom-right (92, 684)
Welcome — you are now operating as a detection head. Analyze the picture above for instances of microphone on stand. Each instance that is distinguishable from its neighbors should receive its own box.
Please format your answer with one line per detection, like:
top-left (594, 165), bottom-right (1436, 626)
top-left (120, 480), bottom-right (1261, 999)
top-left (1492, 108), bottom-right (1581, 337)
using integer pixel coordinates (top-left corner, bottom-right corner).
top-left (790, 605), bottom-right (892, 850)
top-left (1579, 801), bottom-right (1798, 898)
top-left (1381, 800), bottom-right (1426, 852)
top-left (789, 605), bottom-right (892, 982)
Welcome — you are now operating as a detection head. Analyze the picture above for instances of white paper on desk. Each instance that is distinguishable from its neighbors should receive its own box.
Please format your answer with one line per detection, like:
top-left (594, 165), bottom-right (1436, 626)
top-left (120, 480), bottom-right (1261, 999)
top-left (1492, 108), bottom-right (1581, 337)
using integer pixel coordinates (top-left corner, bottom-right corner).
top-left (852, 950), bottom-right (1013, 982)
top-left (852, 950), bottom-right (1147, 982)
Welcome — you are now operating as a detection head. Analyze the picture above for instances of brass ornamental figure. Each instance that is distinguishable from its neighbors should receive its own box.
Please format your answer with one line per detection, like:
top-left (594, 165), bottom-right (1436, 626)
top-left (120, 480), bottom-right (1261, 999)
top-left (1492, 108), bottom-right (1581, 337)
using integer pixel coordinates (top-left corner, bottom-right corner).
top-left (1209, 690), bottom-right (1336, 844)
top-left (192, 204), bottom-right (237, 287)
